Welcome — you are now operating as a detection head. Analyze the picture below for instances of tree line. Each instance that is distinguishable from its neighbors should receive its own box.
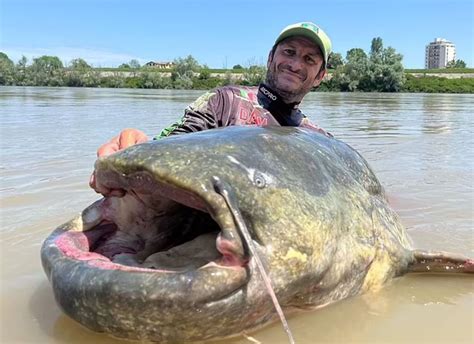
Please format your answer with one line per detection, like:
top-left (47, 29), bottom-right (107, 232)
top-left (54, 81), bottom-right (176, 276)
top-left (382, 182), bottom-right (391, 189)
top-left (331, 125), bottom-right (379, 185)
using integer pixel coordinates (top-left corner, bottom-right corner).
top-left (0, 38), bottom-right (471, 93)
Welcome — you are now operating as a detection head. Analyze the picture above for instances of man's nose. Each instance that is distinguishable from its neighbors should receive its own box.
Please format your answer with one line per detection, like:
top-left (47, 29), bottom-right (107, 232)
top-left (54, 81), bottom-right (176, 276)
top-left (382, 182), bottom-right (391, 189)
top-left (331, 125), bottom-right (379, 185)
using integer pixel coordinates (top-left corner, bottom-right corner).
top-left (287, 57), bottom-right (304, 72)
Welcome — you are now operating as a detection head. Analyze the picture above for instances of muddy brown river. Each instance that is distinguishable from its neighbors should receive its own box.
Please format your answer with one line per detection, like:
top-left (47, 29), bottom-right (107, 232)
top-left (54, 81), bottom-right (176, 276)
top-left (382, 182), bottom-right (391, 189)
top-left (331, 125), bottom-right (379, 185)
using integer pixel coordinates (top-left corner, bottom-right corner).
top-left (1, 87), bottom-right (472, 343)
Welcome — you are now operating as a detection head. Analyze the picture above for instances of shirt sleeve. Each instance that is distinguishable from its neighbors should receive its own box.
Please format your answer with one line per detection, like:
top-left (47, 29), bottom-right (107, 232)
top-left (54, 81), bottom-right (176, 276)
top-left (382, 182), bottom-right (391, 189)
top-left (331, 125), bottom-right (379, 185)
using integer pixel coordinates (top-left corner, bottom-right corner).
top-left (154, 90), bottom-right (219, 140)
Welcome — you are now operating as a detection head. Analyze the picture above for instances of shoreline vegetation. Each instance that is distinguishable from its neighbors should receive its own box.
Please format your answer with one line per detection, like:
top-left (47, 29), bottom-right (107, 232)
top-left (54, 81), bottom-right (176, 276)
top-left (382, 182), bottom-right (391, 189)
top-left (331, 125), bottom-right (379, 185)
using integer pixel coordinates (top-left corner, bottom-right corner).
top-left (1, 38), bottom-right (473, 93)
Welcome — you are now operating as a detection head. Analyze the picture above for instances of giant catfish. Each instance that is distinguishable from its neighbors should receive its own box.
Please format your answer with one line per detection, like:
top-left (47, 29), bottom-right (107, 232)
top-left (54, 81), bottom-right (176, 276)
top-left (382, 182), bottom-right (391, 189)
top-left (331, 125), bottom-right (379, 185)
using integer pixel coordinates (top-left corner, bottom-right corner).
top-left (41, 126), bottom-right (472, 343)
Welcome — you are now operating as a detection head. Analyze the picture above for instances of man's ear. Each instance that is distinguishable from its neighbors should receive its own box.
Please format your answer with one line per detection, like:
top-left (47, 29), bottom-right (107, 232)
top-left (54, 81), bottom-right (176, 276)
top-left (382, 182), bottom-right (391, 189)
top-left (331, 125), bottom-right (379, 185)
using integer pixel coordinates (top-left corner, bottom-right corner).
top-left (313, 68), bottom-right (326, 87)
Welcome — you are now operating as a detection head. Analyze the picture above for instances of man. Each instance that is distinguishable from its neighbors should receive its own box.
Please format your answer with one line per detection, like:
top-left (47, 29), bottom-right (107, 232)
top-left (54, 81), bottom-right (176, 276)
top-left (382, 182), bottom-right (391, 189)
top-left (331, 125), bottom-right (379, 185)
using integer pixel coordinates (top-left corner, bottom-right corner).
top-left (91, 22), bottom-right (332, 194)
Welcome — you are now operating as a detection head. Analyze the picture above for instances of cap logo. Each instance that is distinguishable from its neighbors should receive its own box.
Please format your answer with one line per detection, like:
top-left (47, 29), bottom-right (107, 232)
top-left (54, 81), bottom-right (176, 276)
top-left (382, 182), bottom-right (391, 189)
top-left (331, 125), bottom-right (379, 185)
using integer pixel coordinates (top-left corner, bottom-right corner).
top-left (301, 23), bottom-right (319, 34)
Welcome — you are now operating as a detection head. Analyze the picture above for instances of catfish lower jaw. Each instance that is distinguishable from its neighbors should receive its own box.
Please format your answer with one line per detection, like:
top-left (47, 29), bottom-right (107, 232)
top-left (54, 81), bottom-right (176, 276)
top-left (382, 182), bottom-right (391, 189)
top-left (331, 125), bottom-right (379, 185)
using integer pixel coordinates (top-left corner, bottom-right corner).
top-left (50, 196), bottom-right (249, 307)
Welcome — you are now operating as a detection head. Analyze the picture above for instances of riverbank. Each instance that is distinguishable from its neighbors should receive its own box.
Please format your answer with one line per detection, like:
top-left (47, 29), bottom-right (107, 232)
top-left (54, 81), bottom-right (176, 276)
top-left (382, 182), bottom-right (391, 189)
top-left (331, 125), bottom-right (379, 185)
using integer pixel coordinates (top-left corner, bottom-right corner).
top-left (95, 69), bottom-right (474, 80)
top-left (2, 67), bottom-right (474, 93)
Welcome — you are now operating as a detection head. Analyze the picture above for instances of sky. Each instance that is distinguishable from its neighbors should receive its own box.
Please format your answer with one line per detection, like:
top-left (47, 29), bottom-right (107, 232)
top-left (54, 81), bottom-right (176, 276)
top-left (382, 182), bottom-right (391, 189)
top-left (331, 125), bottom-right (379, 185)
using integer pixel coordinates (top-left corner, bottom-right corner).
top-left (1, 0), bottom-right (473, 69)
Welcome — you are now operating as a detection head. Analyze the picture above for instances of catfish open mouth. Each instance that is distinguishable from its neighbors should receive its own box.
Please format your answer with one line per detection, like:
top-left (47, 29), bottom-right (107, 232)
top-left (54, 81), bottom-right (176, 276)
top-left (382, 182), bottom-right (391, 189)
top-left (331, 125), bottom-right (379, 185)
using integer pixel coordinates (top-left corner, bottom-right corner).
top-left (55, 168), bottom-right (250, 274)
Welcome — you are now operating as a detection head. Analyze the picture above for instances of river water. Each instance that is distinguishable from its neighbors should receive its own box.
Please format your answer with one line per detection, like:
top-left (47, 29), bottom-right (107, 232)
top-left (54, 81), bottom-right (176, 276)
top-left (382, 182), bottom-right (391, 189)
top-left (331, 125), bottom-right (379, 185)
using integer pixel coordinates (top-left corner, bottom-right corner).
top-left (0, 87), bottom-right (473, 343)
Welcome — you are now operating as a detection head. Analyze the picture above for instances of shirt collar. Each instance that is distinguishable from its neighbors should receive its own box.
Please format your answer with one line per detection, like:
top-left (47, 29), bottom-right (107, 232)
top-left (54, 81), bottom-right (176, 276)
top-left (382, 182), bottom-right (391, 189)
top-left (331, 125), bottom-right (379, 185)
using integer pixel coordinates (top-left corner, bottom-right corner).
top-left (257, 83), bottom-right (302, 126)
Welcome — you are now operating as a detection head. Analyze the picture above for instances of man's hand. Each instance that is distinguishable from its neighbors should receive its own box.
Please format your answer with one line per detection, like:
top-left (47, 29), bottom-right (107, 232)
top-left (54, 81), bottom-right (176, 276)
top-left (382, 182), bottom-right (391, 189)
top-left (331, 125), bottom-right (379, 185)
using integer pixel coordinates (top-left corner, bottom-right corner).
top-left (90, 128), bottom-right (148, 196)
top-left (97, 128), bottom-right (148, 157)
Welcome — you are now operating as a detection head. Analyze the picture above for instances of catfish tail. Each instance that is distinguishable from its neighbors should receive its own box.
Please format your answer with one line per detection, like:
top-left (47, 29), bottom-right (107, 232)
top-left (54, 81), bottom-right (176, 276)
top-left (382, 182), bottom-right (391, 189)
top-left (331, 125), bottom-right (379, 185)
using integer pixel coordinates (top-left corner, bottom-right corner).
top-left (408, 250), bottom-right (474, 274)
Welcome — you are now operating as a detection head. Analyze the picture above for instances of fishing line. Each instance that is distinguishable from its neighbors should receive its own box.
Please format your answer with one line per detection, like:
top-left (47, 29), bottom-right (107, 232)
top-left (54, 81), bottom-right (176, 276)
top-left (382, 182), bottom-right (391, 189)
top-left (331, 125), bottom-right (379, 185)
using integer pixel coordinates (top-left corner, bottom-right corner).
top-left (212, 176), bottom-right (296, 344)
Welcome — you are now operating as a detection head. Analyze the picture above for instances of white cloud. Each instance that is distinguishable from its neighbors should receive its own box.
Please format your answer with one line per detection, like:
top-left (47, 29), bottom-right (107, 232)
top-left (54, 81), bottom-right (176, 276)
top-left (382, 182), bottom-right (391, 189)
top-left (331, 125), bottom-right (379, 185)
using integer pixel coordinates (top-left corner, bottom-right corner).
top-left (1, 46), bottom-right (148, 67)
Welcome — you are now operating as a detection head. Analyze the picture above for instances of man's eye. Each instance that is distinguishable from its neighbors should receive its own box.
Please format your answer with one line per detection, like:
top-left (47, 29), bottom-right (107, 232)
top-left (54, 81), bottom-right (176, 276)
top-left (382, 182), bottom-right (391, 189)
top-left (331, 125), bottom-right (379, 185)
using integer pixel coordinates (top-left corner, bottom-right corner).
top-left (284, 49), bottom-right (295, 55)
top-left (305, 56), bottom-right (316, 64)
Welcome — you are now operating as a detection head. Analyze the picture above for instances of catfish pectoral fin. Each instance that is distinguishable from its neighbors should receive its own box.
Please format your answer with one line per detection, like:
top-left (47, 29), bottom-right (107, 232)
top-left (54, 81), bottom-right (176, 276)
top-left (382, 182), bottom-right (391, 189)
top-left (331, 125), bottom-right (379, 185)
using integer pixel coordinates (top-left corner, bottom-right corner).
top-left (408, 250), bottom-right (474, 273)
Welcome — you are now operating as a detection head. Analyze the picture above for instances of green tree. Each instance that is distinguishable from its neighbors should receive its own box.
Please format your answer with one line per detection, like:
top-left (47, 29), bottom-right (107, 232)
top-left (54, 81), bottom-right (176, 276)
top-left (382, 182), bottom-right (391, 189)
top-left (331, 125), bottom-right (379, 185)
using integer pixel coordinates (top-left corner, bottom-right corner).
top-left (140, 72), bottom-right (173, 89)
top-left (337, 48), bottom-right (370, 91)
top-left (0, 52), bottom-right (15, 85)
top-left (198, 64), bottom-right (211, 80)
top-left (370, 37), bottom-right (384, 63)
top-left (118, 63), bottom-right (131, 69)
top-left (241, 65), bottom-right (266, 86)
top-left (447, 59), bottom-right (467, 68)
top-left (232, 64), bottom-right (243, 69)
top-left (172, 55), bottom-right (201, 88)
top-left (82, 70), bottom-right (101, 87)
top-left (65, 58), bottom-right (93, 87)
top-left (368, 38), bottom-right (405, 91)
top-left (0, 52), bottom-right (13, 65)
top-left (331, 39), bottom-right (405, 92)
top-left (173, 74), bottom-right (193, 89)
top-left (15, 56), bottom-right (29, 85)
top-left (31, 55), bottom-right (63, 71)
top-left (17, 56), bottom-right (28, 69)
top-left (347, 48), bottom-right (368, 61)
top-left (30, 55), bottom-right (65, 86)
top-left (70, 58), bottom-right (91, 71)
top-left (327, 52), bottom-right (344, 69)
top-left (129, 59), bottom-right (141, 69)
top-left (172, 55), bottom-right (200, 78)
top-left (101, 72), bottom-right (125, 88)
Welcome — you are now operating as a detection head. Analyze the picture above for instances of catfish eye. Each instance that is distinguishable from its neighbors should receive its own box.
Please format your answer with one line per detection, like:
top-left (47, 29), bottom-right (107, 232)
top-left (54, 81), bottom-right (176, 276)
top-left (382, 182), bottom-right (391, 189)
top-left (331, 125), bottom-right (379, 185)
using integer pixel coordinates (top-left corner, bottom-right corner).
top-left (253, 172), bottom-right (267, 189)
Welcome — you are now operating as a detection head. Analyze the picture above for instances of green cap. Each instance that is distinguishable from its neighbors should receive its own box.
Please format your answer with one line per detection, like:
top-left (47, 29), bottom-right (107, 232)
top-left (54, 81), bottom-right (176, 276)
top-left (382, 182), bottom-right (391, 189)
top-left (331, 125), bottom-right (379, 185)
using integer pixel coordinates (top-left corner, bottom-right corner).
top-left (274, 22), bottom-right (332, 66)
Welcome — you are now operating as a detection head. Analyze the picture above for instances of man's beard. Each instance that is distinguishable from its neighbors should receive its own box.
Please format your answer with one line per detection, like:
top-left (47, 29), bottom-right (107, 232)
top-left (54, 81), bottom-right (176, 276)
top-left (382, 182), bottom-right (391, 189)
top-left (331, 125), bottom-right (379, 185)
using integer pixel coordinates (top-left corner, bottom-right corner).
top-left (265, 65), bottom-right (307, 104)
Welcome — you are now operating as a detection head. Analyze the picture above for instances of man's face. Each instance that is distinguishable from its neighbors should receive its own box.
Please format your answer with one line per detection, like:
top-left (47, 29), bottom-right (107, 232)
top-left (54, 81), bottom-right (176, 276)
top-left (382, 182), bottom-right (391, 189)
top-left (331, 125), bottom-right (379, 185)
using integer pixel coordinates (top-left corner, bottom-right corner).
top-left (266, 36), bottom-right (326, 103)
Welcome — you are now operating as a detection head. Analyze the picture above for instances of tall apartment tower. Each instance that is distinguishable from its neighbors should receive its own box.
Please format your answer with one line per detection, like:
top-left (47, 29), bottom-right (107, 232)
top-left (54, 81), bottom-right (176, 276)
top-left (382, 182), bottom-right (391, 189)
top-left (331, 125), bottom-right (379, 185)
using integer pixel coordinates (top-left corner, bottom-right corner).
top-left (425, 38), bottom-right (456, 69)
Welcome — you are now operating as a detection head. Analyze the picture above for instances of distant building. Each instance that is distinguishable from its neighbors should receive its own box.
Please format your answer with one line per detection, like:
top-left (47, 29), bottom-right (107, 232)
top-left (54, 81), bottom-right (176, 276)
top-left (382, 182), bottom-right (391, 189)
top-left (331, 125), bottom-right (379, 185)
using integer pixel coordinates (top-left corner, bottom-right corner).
top-left (145, 61), bottom-right (175, 69)
top-left (425, 38), bottom-right (456, 69)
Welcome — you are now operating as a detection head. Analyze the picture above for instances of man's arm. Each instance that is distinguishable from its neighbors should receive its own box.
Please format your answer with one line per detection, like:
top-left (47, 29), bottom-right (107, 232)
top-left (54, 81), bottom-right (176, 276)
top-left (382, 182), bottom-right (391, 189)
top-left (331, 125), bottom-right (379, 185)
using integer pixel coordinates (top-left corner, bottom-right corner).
top-left (154, 90), bottom-right (220, 139)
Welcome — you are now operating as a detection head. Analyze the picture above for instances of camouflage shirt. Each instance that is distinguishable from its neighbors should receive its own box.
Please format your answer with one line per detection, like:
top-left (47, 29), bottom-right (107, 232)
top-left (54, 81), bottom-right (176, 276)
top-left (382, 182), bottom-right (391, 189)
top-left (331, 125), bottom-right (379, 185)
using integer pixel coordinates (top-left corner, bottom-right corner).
top-left (155, 83), bottom-right (332, 139)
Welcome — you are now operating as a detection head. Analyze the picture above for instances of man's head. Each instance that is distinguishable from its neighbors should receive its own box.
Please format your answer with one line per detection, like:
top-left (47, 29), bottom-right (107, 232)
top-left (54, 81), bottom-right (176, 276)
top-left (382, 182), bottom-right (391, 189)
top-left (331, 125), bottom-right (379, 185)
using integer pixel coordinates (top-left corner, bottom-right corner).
top-left (266, 22), bottom-right (332, 104)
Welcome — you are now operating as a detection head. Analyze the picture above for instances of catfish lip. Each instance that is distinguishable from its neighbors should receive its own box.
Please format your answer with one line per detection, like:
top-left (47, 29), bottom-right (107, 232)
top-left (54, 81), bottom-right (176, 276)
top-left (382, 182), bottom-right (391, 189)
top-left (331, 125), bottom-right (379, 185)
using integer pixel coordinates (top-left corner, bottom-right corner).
top-left (93, 165), bottom-right (248, 268)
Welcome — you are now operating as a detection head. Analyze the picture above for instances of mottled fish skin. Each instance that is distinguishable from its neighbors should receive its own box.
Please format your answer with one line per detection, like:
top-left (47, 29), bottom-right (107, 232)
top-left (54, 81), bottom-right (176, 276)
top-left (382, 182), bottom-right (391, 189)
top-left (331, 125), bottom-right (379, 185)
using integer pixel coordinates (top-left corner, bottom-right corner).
top-left (41, 126), bottom-right (466, 343)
